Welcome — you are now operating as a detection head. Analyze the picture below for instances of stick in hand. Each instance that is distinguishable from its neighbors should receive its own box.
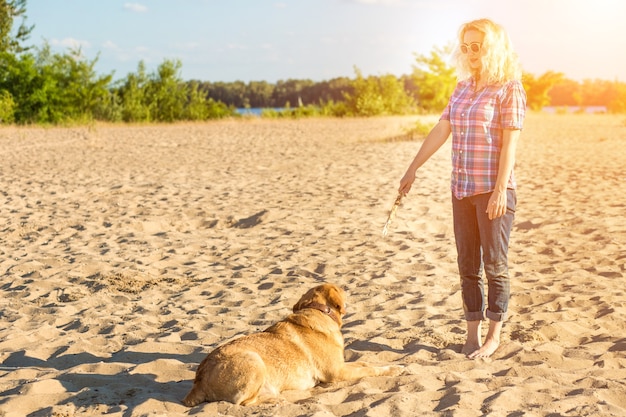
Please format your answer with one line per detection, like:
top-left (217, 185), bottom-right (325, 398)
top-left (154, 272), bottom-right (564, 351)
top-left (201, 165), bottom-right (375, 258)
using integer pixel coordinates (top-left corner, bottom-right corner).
top-left (382, 193), bottom-right (403, 237)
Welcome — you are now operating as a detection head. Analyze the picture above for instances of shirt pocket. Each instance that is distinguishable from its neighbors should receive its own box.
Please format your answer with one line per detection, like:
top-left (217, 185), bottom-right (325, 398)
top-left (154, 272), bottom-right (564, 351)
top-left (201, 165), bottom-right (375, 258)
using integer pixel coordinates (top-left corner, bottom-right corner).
top-left (482, 103), bottom-right (496, 144)
top-left (483, 103), bottom-right (495, 123)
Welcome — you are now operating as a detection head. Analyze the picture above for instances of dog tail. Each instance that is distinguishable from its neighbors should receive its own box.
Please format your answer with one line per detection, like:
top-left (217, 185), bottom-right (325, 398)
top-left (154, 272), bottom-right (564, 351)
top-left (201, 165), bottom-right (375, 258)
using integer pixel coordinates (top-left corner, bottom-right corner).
top-left (182, 384), bottom-right (206, 407)
top-left (182, 358), bottom-right (214, 407)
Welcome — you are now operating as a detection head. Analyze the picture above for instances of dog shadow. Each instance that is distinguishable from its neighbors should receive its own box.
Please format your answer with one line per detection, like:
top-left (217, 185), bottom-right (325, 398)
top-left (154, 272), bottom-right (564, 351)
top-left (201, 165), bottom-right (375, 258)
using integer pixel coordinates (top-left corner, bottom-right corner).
top-left (1, 332), bottom-right (474, 415)
top-left (0, 347), bottom-right (203, 417)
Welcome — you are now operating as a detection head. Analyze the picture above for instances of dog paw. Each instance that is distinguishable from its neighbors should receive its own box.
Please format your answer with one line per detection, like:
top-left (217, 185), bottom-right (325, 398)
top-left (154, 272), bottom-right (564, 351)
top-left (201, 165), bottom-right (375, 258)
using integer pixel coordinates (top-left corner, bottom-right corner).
top-left (381, 364), bottom-right (405, 377)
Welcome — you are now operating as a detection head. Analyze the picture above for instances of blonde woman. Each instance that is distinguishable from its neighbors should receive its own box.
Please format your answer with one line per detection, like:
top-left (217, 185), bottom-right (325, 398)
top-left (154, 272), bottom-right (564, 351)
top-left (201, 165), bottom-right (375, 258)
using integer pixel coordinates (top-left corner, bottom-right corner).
top-left (399, 19), bottom-right (526, 359)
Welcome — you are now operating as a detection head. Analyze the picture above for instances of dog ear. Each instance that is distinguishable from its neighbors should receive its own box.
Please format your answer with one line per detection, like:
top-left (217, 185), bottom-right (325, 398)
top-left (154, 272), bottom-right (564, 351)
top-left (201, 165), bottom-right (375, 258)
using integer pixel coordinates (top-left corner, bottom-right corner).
top-left (327, 286), bottom-right (347, 316)
top-left (293, 287), bottom-right (316, 312)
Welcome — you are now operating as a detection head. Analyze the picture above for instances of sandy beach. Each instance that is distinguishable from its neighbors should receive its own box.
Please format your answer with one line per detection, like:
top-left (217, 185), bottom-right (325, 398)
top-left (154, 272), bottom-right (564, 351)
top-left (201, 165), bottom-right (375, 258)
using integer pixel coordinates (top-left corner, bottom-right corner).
top-left (0, 113), bottom-right (624, 416)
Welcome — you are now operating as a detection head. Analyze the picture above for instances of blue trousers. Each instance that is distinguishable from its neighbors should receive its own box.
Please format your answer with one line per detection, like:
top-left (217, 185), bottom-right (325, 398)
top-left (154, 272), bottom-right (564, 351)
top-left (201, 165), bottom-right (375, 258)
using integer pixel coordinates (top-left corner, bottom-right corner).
top-left (452, 189), bottom-right (516, 322)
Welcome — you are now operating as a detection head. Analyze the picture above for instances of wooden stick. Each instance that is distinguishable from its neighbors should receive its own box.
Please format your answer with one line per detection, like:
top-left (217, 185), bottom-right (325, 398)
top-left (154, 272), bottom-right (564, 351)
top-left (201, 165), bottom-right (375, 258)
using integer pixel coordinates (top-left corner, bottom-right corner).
top-left (382, 193), bottom-right (403, 237)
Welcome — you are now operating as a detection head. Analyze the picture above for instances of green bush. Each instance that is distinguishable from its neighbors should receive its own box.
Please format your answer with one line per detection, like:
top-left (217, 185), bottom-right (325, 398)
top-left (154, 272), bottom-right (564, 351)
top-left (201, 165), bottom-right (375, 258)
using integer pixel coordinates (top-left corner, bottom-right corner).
top-left (409, 119), bottom-right (436, 137)
top-left (0, 89), bottom-right (15, 123)
top-left (342, 68), bottom-right (415, 117)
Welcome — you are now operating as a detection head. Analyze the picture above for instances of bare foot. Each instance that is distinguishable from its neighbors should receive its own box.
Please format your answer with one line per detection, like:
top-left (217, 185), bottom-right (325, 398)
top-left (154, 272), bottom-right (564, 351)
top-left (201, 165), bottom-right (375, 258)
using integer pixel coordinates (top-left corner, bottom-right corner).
top-left (461, 342), bottom-right (481, 356)
top-left (468, 337), bottom-right (499, 359)
top-left (462, 320), bottom-right (482, 356)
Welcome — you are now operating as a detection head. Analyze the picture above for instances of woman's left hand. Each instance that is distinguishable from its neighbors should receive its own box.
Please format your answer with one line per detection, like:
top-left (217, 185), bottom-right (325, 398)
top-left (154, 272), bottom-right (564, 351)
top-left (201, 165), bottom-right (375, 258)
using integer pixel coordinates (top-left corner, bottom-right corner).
top-left (487, 191), bottom-right (507, 220)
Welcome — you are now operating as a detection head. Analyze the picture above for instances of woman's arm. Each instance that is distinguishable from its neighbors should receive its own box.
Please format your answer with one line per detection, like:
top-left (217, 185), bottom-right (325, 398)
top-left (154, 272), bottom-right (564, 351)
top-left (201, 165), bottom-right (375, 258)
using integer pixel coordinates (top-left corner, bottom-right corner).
top-left (487, 128), bottom-right (520, 219)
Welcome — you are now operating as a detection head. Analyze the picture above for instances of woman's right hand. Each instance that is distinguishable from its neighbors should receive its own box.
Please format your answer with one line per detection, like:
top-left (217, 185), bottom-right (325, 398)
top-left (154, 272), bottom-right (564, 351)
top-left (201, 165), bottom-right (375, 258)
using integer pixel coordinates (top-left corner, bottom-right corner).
top-left (398, 170), bottom-right (416, 196)
top-left (396, 119), bottom-right (450, 197)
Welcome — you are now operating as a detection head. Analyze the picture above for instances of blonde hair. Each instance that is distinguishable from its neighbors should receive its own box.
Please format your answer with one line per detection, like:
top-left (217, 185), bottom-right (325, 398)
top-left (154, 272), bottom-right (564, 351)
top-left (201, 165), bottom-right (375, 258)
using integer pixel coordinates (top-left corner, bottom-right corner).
top-left (454, 18), bottom-right (522, 84)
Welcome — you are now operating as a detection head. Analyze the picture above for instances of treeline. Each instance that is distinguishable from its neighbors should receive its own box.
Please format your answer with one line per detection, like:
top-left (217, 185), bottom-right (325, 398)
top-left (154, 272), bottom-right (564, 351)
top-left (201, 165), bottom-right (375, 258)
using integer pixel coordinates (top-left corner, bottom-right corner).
top-left (0, 47), bottom-right (235, 124)
top-left (198, 78), bottom-right (353, 110)
top-left (3, 44), bottom-right (625, 126)
top-left (1, 1), bottom-right (626, 125)
top-left (523, 71), bottom-right (626, 112)
top-left (550, 77), bottom-right (626, 111)
top-left (198, 72), bottom-right (626, 113)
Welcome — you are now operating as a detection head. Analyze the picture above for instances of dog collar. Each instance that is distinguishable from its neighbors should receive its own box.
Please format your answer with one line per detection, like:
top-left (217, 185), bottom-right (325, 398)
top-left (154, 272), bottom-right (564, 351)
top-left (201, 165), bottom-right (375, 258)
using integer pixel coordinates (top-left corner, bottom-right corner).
top-left (300, 302), bottom-right (340, 326)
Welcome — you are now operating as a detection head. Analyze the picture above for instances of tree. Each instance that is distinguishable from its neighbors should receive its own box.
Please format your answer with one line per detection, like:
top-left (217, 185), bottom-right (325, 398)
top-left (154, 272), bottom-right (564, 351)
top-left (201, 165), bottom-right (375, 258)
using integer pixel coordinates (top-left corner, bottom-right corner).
top-left (246, 80), bottom-right (273, 108)
top-left (548, 78), bottom-right (582, 107)
top-left (0, 88), bottom-right (14, 122)
top-left (378, 73), bottom-right (415, 114)
top-left (343, 68), bottom-right (385, 116)
top-left (0, 43), bottom-right (114, 124)
top-left (51, 47), bottom-right (113, 121)
top-left (308, 77), bottom-right (352, 105)
top-left (183, 81), bottom-right (209, 120)
top-left (522, 71), bottom-right (564, 111)
top-left (146, 59), bottom-right (186, 122)
top-left (411, 44), bottom-right (456, 112)
top-left (205, 98), bottom-right (236, 119)
top-left (342, 67), bottom-right (414, 116)
top-left (272, 79), bottom-right (315, 107)
top-left (207, 80), bottom-right (246, 107)
top-left (0, 48), bottom-right (65, 123)
top-left (0, 0), bottom-right (33, 53)
top-left (116, 61), bottom-right (151, 122)
top-left (607, 81), bottom-right (626, 113)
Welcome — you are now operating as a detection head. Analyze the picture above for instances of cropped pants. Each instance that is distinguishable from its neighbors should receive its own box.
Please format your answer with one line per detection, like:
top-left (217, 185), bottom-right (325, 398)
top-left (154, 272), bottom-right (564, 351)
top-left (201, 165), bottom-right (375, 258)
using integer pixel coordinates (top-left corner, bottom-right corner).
top-left (452, 189), bottom-right (516, 322)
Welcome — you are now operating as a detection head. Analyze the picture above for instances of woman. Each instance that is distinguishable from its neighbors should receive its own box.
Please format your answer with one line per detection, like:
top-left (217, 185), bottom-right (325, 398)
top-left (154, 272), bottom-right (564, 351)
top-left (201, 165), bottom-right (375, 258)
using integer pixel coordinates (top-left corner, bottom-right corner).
top-left (399, 18), bottom-right (526, 359)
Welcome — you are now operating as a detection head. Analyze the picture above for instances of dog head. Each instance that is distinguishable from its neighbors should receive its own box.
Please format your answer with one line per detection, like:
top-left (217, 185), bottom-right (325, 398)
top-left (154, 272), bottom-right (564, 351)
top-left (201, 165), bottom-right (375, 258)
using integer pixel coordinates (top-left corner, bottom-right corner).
top-left (292, 283), bottom-right (347, 322)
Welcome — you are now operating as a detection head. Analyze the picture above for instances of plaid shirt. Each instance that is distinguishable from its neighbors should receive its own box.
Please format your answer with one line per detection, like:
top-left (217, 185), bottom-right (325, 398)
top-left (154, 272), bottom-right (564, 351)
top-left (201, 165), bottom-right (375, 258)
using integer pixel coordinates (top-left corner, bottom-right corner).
top-left (440, 79), bottom-right (526, 199)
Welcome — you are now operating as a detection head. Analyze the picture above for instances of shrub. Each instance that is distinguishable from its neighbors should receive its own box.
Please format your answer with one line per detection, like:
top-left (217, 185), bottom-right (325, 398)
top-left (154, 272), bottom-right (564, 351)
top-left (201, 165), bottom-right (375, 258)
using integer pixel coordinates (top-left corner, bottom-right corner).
top-left (0, 90), bottom-right (15, 123)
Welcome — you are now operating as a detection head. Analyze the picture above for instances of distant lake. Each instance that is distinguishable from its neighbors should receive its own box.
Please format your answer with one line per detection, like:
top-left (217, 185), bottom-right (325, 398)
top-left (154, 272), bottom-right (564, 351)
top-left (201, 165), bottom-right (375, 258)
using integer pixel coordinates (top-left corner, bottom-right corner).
top-left (236, 108), bottom-right (285, 116)
top-left (237, 106), bottom-right (610, 116)
top-left (542, 106), bottom-right (607, 114)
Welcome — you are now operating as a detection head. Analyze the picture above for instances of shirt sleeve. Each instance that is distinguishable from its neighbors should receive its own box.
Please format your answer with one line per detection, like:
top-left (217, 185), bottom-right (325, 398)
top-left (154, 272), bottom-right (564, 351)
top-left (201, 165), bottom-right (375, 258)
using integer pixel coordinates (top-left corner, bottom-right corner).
top-left (500, 80), bottom-right (527, 130)
top-left (440, 80), bottom-right (466, 122)
top-left (440, 102), bottom-right (451, 121)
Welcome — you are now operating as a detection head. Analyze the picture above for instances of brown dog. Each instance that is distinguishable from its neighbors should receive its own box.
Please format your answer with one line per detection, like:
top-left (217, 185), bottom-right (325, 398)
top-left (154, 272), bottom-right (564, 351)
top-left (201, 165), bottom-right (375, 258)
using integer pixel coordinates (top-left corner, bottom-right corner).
top-left (183, 283), bottom-right (403, 406)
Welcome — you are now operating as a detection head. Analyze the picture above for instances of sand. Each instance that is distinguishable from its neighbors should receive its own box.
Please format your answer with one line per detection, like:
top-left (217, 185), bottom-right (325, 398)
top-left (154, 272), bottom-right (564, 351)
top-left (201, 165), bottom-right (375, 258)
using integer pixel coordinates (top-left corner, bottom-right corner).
top-left (0, 113), bottom-right (624, 417)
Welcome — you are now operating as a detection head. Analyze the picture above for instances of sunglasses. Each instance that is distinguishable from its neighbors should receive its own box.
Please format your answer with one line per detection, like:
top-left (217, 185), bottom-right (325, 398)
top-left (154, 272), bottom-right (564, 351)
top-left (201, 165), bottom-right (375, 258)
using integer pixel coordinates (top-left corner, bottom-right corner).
top-left (460, 42), bottom-right (482, 54)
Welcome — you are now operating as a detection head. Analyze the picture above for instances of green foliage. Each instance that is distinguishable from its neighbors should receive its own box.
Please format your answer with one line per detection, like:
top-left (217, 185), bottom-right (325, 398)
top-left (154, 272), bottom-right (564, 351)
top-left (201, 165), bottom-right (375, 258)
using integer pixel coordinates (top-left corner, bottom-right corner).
top-left (411, 44), bottom-right (456, 112)
top-left (0, 88), bottom-right (15, 122)
top-left (146, 59), bottom-right (186, 122)
top-left (0, 0), bottom-right (33, 54)
top-left (2, 1), bottom-right (625, 126)
top-left (607, 82), bottom-right (626, 113)
top-left (184, 81), bottom-right (210, 120)
top-left (343, 68), bottom-right (385, 116)
top-left (0, 49), bottom-right (61, 123)
top-left (260, 104), bottom-right (328, 119)
top-left (246, 80), bottom-right (273, 108)
top-left (342, 67), bottom-right (414, 116)
top-left (260, 108), bottom-right (284, 118)
top-left (116, 61), bottom-right (150, 122)
top-left (409, 119), bottom-right (437, 137)
top-left (533, 76), bottom-right (626, 113)
top-left (110, 60), bottom-right (237, 123)
top-left (0, 44), bottom-right (113, 124)
top-left (52, 47), bottom-right (113, 122)
top-left (93, 89), bottom-right (122, 122)
top-left (200, 77), bottom-right (353, 109)
top-left (319, 100), bottom-right (348, 117)
top-left (548, 78), bottom-right (582, 106)
top-left (523, 71), bottom-right (564, 111)
top-left (205, 98), bottom-right (235, 119)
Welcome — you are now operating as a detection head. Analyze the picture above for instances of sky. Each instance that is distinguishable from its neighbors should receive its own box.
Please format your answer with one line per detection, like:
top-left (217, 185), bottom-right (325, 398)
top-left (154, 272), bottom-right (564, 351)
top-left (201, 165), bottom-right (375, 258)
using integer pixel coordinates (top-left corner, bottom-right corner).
top-left (25, 0), bottom-right (626, 83)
